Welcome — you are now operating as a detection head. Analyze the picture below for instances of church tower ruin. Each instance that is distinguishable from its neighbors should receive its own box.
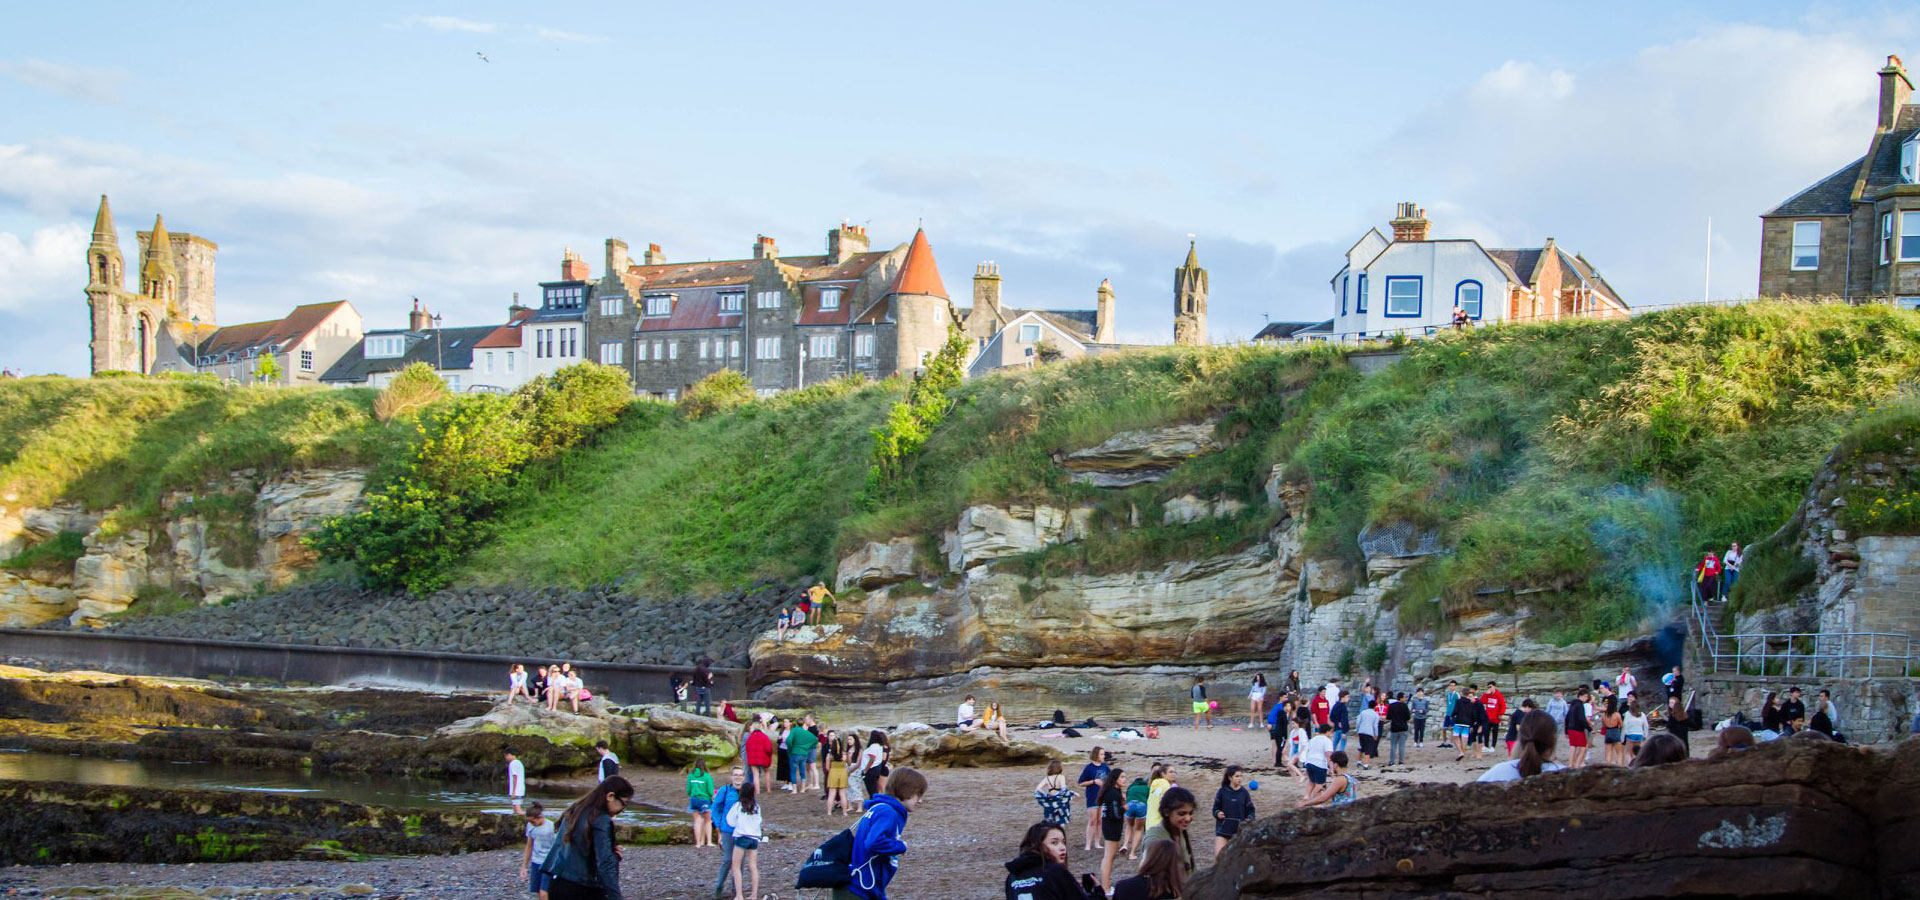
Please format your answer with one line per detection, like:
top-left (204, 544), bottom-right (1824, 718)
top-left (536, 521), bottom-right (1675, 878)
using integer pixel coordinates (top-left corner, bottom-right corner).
top-left (1173, 240), bottom-right (1208, 346)
top-left (84, 195), bottom-right (218, 375)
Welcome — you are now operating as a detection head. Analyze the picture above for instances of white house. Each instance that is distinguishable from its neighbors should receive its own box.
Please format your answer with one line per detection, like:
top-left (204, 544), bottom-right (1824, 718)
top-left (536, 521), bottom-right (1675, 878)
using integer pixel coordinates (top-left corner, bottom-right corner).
top-left (1294, 203), bottom-right (1628, 342)
top-left (320, 300), bottom-right (522, 393)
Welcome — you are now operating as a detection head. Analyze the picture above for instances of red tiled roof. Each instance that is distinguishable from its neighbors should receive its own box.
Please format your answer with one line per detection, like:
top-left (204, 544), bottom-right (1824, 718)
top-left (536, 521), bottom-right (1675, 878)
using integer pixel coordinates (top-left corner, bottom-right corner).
top-left (890, 229), bottom-right (946, 299)
top-left (197, 301), bottom-right (351, 356)
top-left (797, 282), bottom-right (860, 326)
top-left (628, 259), bottom-right (761, 290)
top-left (475, 307), bottom-right (535, 348)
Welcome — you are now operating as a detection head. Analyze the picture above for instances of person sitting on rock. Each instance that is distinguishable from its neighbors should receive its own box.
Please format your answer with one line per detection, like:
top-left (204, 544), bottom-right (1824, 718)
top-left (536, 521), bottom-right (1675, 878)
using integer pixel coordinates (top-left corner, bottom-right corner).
top-left (982, 701), bottom-right (1010, 740)
top-left (959, 694), bottom-right (979, 732)
top-left (776, 606), bottom-right (792, 643)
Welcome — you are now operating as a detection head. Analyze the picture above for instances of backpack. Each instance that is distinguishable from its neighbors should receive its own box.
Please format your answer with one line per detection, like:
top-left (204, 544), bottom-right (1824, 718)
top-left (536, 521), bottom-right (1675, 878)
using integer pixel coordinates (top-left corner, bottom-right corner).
top-left (794, 827), bottom-right (855, 888)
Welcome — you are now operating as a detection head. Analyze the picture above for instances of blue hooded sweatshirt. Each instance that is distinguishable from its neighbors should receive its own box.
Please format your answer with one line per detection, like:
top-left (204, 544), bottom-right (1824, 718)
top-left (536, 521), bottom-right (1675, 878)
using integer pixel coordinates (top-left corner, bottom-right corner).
top-left (846, 794), bottom-right (910, 900)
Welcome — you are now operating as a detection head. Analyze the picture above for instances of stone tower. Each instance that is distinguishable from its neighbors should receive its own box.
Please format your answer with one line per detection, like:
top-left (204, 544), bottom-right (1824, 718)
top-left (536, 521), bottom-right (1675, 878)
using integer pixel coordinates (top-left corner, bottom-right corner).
top-left (85, 196), bottom-right (219, 375)
top-left (1173, 241), bottom-right (1208, 346)
top-left (964, 262), bottom-right (1005, 342)
top-left (1095, 278), bottom-right (1117, 343)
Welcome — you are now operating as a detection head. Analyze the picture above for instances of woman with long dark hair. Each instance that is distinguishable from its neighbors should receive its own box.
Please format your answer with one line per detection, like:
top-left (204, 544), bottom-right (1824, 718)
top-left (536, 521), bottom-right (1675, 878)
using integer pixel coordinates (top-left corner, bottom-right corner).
top-left (1097, 767), bottom-right (1127, 894)
top-left (1478, 710), bottom-right (1563, 782)
top-left (859, 729), bottom-right (891, 799)
top-left (542, 775), bottom-right (634, 900)
top-left (1111, 839), bottom-right (1185, 900)
top-left (1003, 822), bottom-right (1099, 900)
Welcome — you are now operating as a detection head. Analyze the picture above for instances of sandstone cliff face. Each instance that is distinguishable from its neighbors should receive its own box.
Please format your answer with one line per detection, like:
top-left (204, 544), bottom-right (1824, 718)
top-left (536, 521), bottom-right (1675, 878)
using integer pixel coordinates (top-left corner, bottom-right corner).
top-left (0, 468), bottom-right (365, 627)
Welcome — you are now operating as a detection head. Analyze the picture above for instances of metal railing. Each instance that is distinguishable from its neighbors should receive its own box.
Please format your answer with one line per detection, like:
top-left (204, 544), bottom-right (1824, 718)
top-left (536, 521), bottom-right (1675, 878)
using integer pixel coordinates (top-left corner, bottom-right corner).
top-left (1689, 580), bottom-right (1919, 679)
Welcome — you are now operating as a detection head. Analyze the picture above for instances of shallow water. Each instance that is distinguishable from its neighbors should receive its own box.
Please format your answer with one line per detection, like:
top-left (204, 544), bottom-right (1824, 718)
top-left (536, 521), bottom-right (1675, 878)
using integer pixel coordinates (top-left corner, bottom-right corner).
top-left (0, 748), bottom-right (678, 823)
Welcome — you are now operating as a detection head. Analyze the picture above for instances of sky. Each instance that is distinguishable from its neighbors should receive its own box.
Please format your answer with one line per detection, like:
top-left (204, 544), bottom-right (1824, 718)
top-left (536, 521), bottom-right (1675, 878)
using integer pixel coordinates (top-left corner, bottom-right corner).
top-left (1, 3), bottom-right (1915, 375)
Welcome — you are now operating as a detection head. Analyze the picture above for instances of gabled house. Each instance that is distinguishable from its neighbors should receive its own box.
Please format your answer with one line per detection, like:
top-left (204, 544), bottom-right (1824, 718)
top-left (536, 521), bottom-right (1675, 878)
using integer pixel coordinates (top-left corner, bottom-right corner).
top-left (185, 300), bottom-right (363, 385)
top-left (319, 300), bottom-right (506, 393)
top-left (963, 267), bottom-right (1124, 375)
top-left (1759, 54), bottom-right (1920, 305)
top-left (1313, 203), bottom-right (1627, 343)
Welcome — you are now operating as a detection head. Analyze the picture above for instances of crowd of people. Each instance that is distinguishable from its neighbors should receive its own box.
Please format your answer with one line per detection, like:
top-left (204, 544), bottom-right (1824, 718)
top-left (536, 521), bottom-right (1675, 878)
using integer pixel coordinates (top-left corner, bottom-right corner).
top-left (506, 662), bottom-right (593, 714)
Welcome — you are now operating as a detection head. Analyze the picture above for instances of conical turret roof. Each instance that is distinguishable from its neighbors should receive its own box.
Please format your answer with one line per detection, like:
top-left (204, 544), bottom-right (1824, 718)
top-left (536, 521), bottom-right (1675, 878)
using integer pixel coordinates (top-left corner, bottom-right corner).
top-left (1182, 240), bottom-right (1200, 269)
top-left (891, 228), bottom-right (948, 299)
top-left (91, 195), bottom-right (118, 246)
top-left (141, 213), bottom-right (177, 281)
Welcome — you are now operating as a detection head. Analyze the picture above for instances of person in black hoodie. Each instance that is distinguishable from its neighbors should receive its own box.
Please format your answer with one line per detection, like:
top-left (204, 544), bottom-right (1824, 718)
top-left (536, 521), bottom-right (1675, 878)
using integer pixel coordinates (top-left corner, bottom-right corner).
top-left (1211, 765), bottom-right (1254, 856)
top-left (1004, 822), bottom-right (1098, 900)
top-left (543, 775), bottom-right (633, 900)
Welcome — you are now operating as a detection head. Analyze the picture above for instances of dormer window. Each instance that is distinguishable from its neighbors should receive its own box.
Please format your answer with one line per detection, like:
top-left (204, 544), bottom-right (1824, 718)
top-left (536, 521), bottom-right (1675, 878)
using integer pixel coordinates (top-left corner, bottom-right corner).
top-left (1903, 134), bottom-right (1918, 183)
top-left (718, 292), bottom-right (744, 314)
top-left (820, 288), bottom-right (842, 311)
top-left (644, 293), bottom-right (674, 317)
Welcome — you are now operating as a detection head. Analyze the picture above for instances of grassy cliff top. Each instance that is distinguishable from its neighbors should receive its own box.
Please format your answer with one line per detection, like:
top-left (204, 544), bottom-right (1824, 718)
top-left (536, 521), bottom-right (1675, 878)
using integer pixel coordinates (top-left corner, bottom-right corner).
top-left (0, 375), bottom-right (407, 524)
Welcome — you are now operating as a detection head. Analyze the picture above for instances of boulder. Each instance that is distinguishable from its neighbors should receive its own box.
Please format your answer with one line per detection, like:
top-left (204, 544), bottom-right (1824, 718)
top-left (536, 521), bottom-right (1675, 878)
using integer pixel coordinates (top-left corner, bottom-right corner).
top-left (633, 705), bottom-right (742, 769)
top-left (1163, 495), bottom-right (1248, 525)
top-left (943, 504), bottom-right (1093, 571)
top-left (837, 538), bottom-right (919, 591)
top-left (1060, 421), bottom-right (1223, 487)
top-left (0, 570), bottom-right (77, 627)
top-left (1194, 739), bottom-right (1919, 899)
top-left (436, 698), bottom-right (623, 750)
top-left (887, 728), bottom-right (1068, 767)
top-left (256, 468), bottom-right (366, 588)
top-left (69, 528), bottom-right (152, 626)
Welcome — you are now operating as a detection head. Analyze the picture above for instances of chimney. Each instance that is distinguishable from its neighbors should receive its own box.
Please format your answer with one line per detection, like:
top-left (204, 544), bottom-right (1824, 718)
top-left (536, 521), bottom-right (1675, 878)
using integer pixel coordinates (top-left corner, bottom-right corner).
top-left (605, 238), bottom-right (628, 276)
top-left (560, 246), bottom-right (591, 281)
top-left (409, 298), bottom-right (432, 332)
top-left (643, 243), bottom-right (665, 266)
top-left (828, 222), bottom-right (869, 264)
top-left (753, 235), bottom-right (779, 260)
top-left (1880, 54), bottom-right (1913, 131)
top-left (1389, 202), bottom-right (1431, 242)
top-left (971, 262), bottom-right (1002, 320)
top-left (509, 291), bottom-right (528, 317)
top-left (1095, 278), bottom-right (1117, 344)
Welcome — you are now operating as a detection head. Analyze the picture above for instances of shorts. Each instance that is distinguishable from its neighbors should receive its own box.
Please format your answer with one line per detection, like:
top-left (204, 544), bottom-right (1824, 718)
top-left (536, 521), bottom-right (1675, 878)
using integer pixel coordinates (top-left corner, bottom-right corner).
top-left (1102, 815), bottom-right (1124, 842)
top-left (1604, 727), bottom-right (1623, 744)
top-left (1453, 724), bottom-right (1471, 737)
top-left (1126, 800), bottom-right (1147, 820)
top-left (1215, 818), bottom-right (1242, 838)
top-left (1625, 733), bottom-right (1646, 744)
top-left (733, 835), bottom-right (761, 850)
top-left (1567, 730), bottom-right (1589, 748)
top-left (1192, 701), bottom-right (1209, 714)
top-left (689, 797), bottom-right (711, 813)
top-left (1249, 689), bottom-right (1266, 702)
top-left (1305, 763), bottom-right (1327, 785)
top-left (528, 865), bottom-right (552, 894)
top-left (1358, 734), bottom-right (1378, 756)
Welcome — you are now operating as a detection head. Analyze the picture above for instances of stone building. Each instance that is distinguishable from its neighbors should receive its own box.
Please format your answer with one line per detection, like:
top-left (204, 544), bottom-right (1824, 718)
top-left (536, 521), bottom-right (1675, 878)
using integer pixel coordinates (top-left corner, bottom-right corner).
top-left (1759, 54), bottom-right (1920, 305)
top-left (963, 266), bottom-right (1126, 375)
top-left (82, 194), bottom-right (363, 384)
top-left (1173, 241), bottom-right (1208, 346)
top-left (583, 225), bottom-right (956, 399)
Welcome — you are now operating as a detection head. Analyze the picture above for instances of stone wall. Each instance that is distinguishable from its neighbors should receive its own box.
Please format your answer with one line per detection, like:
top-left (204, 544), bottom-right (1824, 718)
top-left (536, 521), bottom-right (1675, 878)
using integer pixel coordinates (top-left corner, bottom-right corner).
top-left (0, 468), bottom-right (365, 627)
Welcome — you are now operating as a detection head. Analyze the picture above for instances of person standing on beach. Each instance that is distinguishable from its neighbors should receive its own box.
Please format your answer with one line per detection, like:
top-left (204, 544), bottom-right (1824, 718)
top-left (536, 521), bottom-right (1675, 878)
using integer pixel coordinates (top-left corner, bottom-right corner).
top-left (1479, 683), bottom-right (1506, 754)
top-left (1098, 767), bottom-right (1129, 894)
top-left (743, 722), bottom-right (774, 789)
top-left (1353, 700), bottom-right (1380, 770)
top-left (595, 741), bottom-right (620, 783)
top-left (838, 767), bottom-right (926, 900)
top-left (1545, 690), bottom-right (1569, 734)
top-left (1123, 771), bottom-right (1150, 859)
top-left (1563, 688), bottom-right (1592, 768)
top-left (1309, 687), bottom-right (1331, 733)
top-left (544, 776), bottom-right (634, 900)
top-left (1409, 688), bottom-right (1430, 748)
top-left (859, 730), bottom-right (892, 801)
top-left (1077, 748), bottom-right (1110, 852)
top-left (1247, 674), bottom-right (1267, 728)
top-left (1210, 766), bottom-right (1254, 857)
top-left (1300, 724), bottom-right (1333, 798)
top-left (1386, 692), bottom-right (1411, 766)
top-left (724, 782), bottom-right (764, 900)
top-left (1286, 670), bottom-right (1301, 695)
top-left (686, 761), bottom-right (716, 848)
top-left (710, 766), bottom-right (744, 899)
top-left (523, 801), bottom-right (555, 900)
top-left (692, 657), bottom-right (714, 717)
top-left (506, 749), bottom-right (526, 815)
top-left (1329, 690), bottom-right (1351, 753)
top-left (1190, 676), bottom-right (1212, 729)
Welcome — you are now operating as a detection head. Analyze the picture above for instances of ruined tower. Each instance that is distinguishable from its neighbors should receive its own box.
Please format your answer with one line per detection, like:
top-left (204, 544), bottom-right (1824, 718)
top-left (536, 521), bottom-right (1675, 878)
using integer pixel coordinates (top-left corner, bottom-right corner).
top-left (1173, 241), bottom-right (1208, 346)
top-left (85, 196), bottom-right (219, 375)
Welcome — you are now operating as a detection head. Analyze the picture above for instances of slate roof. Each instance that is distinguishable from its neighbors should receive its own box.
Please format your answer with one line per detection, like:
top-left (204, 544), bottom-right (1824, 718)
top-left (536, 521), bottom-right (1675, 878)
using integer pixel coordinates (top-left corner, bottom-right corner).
top-left (1764, 158), bottom-right (1867, 217)
top-left (1864, 122), bottom-right (1920, 196)
top-left (1253, 320), bottom-right (1328, 341)
top-left (635, 293), bottom-right (745, 333)
top-left (1558, 250), bottom-right (1626, 307)
top-left (191, 301), bottom-right (353, 361)
top-left (1485, 249), bottom-right (1543, 285)
top-left (319, 324), bottom-right (498, 383)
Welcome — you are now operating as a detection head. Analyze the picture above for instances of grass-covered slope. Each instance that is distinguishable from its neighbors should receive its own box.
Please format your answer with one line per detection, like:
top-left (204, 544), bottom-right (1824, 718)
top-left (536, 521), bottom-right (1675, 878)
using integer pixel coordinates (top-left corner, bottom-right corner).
top-left (464, 302), bottom-right (1920, 644)
top-left (0, 375), bottom-right (406, 524)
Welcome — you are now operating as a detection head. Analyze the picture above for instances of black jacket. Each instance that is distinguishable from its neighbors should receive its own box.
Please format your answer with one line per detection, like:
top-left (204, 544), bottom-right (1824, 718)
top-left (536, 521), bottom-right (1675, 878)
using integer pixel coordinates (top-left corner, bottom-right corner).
top-left (1780, 698), bottom-right (1805, 724)
top-left (1564, 702), bottom-right (1590, 733)
top-left (1112, 875), bottom-right (1175, 900)
top-left (1004, 853), bottom-right (1094, 900)
top-left (1212, 785), bottom-right (1255, 825)
top-left (543, 813), bottom-right (622, 900)
top-left (1386, 701), bottom-right (1411, 732)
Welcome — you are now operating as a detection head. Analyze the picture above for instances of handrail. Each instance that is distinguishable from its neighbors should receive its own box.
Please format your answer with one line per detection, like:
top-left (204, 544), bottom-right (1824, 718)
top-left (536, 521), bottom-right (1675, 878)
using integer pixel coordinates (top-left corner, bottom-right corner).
top-left (1687, 576), bottom-right (1917, 679)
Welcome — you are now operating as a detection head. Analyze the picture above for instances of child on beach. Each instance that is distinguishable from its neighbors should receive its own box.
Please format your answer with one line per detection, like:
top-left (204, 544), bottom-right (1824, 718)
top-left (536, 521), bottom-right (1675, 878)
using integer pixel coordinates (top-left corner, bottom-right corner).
top-left (826, 737), bottom-right (852, 815)
top-left (1123, 771), bottom-right (1150, 859)
top-left (725, 782), bottom-right (764, 900)
top-left (1211, 766), bottom-right (1254, 856)
top-left (686, 760), bottom-right (715, 848)
top-left (1035, 760), bottom-right (1074, 826)
top-left (522, 802), bottom-right (554, 900)
top-left (1286, 719), bottom-right (1308, 779)
top-left (1143, 765), bottom-right (1173, 832)
top-left (1191, 676), bottom-right (1212, 729)
top-left (840, 767), bottom-right (926, 900)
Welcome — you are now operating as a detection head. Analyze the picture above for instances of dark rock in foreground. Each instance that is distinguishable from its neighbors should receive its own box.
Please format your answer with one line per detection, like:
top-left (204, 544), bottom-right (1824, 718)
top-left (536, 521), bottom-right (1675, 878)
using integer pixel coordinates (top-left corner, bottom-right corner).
top-left (1191, 738), bottom-right (1920, 899)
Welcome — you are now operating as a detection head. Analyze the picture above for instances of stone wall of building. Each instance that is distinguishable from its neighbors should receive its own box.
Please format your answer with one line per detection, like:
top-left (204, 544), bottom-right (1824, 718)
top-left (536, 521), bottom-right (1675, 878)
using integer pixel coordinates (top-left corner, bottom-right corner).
top-left (1759, 214), bottom-right (1852, 298)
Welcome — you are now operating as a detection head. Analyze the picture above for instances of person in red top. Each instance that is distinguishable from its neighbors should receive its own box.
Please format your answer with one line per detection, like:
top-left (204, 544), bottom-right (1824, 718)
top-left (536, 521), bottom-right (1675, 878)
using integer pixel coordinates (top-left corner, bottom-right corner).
top-left (1478, 683), bottom-right (1506, 754)
top-left (1695, 551), bottom-right (1722, 603)
top-left (743, 720), bottom-right (775, 790)
top-left (1310, 691), bottom-right (1332, 727)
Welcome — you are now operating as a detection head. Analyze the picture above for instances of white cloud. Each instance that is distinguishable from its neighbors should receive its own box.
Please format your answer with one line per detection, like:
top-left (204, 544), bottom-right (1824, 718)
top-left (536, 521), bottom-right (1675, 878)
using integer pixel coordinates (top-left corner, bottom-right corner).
top-left (535, 27), bottom-right (606, 44)
top-left (0, 224), bottom-right (86, 313)
top-left (0, 59), bottom-right (125, 105)
top-left (397, 15), bottom-right (498, 33)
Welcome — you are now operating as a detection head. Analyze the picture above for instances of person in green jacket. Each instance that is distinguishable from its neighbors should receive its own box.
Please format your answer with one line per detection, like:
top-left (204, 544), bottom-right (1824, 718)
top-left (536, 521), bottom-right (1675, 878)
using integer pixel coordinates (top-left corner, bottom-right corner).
top-left (686, 761), bottom-right (716, 848)
top-left (1123, 774), bottom-right (1152, 859)
top-left (787, 717), bottom-right (821, 793)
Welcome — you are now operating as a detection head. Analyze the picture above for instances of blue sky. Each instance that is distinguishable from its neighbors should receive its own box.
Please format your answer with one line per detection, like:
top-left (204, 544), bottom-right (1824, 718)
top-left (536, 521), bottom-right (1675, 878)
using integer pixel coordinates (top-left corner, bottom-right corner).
top-left (2, 3), bottom-right (1915, 374)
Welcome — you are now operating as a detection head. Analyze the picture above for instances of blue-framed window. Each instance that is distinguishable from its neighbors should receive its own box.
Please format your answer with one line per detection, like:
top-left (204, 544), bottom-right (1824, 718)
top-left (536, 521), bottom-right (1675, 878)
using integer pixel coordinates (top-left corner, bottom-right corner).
top-left (1384, 276), bottom-right (1422, 317)
top-left (1456, 280), bottom-right (1483, 319)
top-left (1340, 274), bottom-right (1349, 315)
top-left (1357, 274), bottom-right (1368, 313)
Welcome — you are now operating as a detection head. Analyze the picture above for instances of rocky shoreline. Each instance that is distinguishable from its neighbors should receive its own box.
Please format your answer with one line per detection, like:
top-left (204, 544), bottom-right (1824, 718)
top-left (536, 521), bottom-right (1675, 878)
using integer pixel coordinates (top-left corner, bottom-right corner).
top-left (61, 580), bottom-right (802, 667)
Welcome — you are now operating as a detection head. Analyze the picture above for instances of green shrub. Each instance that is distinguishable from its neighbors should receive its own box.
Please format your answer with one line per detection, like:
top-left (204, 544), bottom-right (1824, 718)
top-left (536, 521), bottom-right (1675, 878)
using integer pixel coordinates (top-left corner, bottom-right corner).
top-left (122, 584), bottom-right (199, 619)
top-left (679, 369), bottom-right (755, 421)
top-left (515, 363), bottom-right (633, 457)
top-left (373, 363), bottom-right (445, 423)
top-left (1335, 645), bottom-right (1357, 675)
top-left (1361, 640), bottom-right (1389, 674)
top-left (0, 530), bottom-right (86, 572)
top-left (309, 483), bottom-right (474, 595)
top-left (866, 324), bottom-right (969, 489)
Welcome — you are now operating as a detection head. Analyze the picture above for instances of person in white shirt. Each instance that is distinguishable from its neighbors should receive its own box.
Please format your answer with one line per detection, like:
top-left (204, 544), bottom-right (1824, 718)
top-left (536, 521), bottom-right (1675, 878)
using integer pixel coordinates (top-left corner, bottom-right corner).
top-left (725, 782), bottom-right (765, 900)
top-left (1617, 668), bottom-right (1638, 702)
top-left (565, 670), bottom-right (585, 714)
top-left (508, 664), bottom-right (531, 705)
top-left (523, 802), bottom-right (556, 899)
top-left (1722, 542), bottom-right (1744, 601)
top-left (505, 749), bottom-right (526, 815)
top-left (957, 694), bottom-right (978, 732)
top-left (1322, 679), bottom-right (1341, 710)
top-left (1285, 722), bottom-right (1308, 779)
top-left (595, 741), bottom-right (620, 782)
top-left (1300, 724), bottom-right (1335, 798)
top-left (1479, 710), bottom-right (1565, 783)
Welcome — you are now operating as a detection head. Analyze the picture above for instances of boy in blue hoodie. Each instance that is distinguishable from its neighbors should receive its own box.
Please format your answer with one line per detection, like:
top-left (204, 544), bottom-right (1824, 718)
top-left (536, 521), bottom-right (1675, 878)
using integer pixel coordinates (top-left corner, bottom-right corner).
top-left (836, 767), bottom-right (927, 900)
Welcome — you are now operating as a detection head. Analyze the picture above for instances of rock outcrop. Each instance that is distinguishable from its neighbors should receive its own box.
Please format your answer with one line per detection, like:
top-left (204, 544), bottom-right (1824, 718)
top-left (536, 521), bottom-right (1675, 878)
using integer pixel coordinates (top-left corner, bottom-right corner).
top-left (836, 537), bottom-right (920, 591)
top-left (1190, 739), bottom-right (1920, 899)
top-left (0, 467), bottom-right (367, 627)
top-left (886, 728), bottom-right (1067, 767)
top-left (1059, 421), bottom-right (1223, 487)
top-left (436, 701), bottom-right (743, 770)
top-left (942, 504), bottom-right (1093, 572)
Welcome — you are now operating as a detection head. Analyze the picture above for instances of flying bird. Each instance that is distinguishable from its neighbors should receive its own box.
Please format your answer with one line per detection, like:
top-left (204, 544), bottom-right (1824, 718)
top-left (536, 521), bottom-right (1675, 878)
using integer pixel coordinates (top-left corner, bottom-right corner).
top-left (476, 51), bottom-right (490, 63)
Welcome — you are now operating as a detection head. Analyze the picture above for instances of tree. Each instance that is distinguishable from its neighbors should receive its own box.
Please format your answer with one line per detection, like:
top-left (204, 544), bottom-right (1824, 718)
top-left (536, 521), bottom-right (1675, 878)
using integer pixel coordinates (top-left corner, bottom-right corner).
top-left (514, 362), bottom-right (634, 457)
top-left (867, 323), bottom-right (971, 489)
top-left (680, 368), bottom-right (754, 420)
top-left (374, 362), bottom-right (447, 422)
top-left (252, 353), bottom-right (281, 383)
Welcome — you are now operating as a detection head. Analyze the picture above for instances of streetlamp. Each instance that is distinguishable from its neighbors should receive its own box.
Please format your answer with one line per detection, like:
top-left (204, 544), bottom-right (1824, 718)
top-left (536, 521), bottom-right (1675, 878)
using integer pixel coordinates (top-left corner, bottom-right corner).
top-left (431, 312), bottom-right (444, 373)
top-left (190, 316), bottom-right (199, 371)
